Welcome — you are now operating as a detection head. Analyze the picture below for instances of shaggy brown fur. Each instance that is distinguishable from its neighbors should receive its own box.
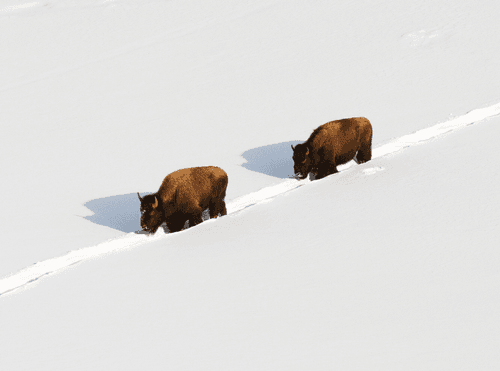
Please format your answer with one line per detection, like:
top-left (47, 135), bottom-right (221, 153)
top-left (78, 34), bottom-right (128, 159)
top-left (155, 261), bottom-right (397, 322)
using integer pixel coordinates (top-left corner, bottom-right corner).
top-left (138, 166), bottom-right (228, 234)
top-left (292, 117), bottom-right (373, 180)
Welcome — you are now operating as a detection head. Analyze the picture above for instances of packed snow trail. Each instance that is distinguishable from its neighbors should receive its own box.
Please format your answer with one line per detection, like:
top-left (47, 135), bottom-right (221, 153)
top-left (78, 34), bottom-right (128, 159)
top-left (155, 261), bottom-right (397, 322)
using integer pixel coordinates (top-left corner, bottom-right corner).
top-left (1, 102), bottom-right (499, 296)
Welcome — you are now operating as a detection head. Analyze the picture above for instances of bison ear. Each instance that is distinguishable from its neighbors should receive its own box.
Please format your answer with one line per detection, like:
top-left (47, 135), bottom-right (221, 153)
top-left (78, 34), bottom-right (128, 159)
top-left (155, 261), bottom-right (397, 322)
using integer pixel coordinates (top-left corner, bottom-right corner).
top-left (152, 196), bottom-right (158, 209)
top-left (137, 192), bottom-right (143, 202)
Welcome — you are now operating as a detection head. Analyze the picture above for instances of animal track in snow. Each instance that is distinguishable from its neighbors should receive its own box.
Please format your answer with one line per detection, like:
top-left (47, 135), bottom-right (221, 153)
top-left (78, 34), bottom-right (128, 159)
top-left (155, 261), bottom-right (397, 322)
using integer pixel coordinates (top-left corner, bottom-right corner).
top-left (1, 101), bottom-right (499, 297)
top-left (362, 167), bottom-right (385, 175)
top-left (401, 29), bottom-right (443, 47)
top-left (0, 2), bottom-right (39, 12)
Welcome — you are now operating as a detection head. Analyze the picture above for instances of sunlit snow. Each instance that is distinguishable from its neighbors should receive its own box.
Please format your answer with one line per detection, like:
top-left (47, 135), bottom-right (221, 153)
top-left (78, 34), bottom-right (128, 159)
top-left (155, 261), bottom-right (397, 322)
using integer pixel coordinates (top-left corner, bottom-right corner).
top-left (1, 0), bottom-right (500, 370)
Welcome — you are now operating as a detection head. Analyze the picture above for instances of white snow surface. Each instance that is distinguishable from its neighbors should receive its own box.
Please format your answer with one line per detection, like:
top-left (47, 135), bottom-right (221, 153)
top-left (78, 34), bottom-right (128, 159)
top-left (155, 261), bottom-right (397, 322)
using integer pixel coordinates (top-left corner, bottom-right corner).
top-left (1, 102), bottom-right (499, 297)
top-left (1, 0), bottom-right (500, 369)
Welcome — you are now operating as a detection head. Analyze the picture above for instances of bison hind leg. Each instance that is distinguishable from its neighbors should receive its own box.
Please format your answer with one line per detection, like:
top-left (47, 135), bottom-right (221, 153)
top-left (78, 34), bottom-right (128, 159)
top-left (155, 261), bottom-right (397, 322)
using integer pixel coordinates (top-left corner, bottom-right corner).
top-left (209, 200), bottom-right (227, 218)
top-left (356, 132), bottom-right (372, 164)
top-left (188, 212), bottom-right (204, 227)
top-left (355, 145), bottom-right (372, 164)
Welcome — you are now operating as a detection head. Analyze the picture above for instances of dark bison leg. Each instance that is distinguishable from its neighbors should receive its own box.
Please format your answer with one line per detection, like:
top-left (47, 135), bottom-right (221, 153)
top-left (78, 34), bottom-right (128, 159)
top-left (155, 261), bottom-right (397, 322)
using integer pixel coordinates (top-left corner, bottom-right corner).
top-left (355, 144), bottom-right (372, 164)
top-left (209, 200), bottom-right (227, 218)
top-left (219, 201), bottom-right (227, 216)
top-left (356, 131), bottom-right (372, 164)
top-left (315, 162), bottom-right (338, 180)
top-left (166, 216), bottom-right (188, 233)
top-left (188, 212), bottom-right (204, 227)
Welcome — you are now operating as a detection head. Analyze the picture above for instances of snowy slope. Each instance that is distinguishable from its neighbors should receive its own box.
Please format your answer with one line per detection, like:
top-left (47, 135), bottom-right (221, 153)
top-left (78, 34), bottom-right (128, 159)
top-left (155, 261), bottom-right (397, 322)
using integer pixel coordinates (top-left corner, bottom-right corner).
top-left (2, 0), bottom-right (500, 277)
top-left (1, 115), bottom-right (499, 370)
top-left (1, 101), bottom-right (499, 296)
top-left (1, 0), bottom-right (500, 369)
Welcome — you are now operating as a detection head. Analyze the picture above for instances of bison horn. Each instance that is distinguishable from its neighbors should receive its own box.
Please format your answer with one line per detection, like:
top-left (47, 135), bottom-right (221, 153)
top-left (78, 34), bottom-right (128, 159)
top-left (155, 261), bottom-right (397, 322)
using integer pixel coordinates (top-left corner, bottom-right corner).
top-left (291, 145), bottom-right (295, 151)
top-left (305, 147), bottom-right (309, 156)
top-left (152, 196), bottom-right (158, 208)
top-left (137, 192), bottom-right (143, 202)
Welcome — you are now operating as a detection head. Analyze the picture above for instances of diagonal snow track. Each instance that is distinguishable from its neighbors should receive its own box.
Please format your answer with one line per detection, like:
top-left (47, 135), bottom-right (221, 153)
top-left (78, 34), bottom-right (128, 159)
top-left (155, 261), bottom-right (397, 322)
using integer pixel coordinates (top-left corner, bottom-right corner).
top-left (1, 102), bottom-right (499, 297)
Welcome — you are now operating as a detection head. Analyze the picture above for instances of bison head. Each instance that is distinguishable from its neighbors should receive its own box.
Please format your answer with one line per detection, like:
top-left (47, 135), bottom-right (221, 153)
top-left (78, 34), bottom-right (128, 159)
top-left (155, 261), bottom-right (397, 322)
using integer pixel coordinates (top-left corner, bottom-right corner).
top-left (291, 144), bottom-right (311, 179)
top-left (138, 193), bottom-right (163, 234)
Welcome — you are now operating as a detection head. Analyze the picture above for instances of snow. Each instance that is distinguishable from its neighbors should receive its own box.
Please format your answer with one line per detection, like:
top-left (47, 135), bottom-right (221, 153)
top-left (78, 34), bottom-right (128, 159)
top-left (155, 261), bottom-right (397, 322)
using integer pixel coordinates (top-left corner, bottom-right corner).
top-left (2, 101), bottom-right (500, 297)
top-left (1, 0), bottom-right (500, 369)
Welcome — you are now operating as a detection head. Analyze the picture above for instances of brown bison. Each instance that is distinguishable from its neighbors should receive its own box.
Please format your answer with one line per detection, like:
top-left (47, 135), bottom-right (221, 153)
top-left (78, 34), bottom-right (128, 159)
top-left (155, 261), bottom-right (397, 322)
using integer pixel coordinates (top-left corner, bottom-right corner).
top-left (292, 117), bottom-right (373, 180)
top-left (138, 166), bottom-right (228, 234)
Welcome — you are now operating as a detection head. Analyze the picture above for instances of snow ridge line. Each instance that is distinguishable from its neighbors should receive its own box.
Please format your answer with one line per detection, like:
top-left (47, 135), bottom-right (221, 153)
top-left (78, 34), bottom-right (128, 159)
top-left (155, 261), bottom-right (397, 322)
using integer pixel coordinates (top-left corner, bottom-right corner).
top-left (1, 102), bottom-right (499, 297)
top-left (0, 2), bottom-right (39, 12)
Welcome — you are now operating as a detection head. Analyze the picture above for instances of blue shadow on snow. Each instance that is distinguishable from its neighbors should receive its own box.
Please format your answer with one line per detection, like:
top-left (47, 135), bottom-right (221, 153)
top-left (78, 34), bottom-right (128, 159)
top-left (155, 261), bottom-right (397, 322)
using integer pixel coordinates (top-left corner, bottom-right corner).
top-left (83, 192), bottom-right (210, 233)
top-left (83, 192), bottom-right (151, 233)
top-left (84, 140), bottom-right (304, 232)
top-left (241, 140), bottom-right (303, 179)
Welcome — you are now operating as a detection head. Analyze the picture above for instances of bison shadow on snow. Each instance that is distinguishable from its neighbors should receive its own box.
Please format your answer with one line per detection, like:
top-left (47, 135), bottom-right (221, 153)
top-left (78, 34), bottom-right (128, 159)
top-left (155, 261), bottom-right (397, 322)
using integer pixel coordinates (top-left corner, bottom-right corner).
top-left (83, 143), bottom-right (301, 232)
top-left (83, 193), bottom-right (210, 233)
top-left (83, 193), bottom-right (148, 233)
top-left (241, 140), bottom-right (304, 179)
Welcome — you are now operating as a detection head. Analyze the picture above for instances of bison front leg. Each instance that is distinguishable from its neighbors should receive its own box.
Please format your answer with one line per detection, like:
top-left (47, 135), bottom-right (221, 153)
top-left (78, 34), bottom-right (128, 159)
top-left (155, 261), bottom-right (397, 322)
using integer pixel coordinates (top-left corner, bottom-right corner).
top-left (166, 218), bottom-right (188, 233)
top-left (164, 211), bottom-right (190, 233)
top-left (315, 163), bottom-right (338, 180)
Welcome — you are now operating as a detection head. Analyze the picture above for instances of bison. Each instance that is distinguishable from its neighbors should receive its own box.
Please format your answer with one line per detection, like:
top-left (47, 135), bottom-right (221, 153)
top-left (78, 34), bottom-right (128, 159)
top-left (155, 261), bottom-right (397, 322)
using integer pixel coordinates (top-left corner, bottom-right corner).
top-left (138, 166), bottom-right (228, 234)
top-left (292, 117), bottom-right (373, 180)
